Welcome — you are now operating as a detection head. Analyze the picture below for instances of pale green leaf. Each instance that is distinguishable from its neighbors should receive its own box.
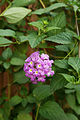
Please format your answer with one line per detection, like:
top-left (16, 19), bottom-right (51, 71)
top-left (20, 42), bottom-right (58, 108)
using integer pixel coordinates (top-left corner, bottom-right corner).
top-left (73, 5), bottom-right (79, 12)
top-left (10, 57), bottom-right (24, 65)
top-left (3, 62), bottom-right (10, 69)
top-left (2, 7), bottom-right (31, 23)
top-left (12, 0), bottom-right (35, 7)
top-left (46, 26), bottom-right (61, 32)
top-left (29, 21), bottom-right (43, 30)
top-left (0, 37), bottom-right (13, 46)
top-left (19, 36), bottom-right (28, 43)
top-left (0, 29), bottom-right (16, 38)
top-left (32, 3), bottom-right (67, 15)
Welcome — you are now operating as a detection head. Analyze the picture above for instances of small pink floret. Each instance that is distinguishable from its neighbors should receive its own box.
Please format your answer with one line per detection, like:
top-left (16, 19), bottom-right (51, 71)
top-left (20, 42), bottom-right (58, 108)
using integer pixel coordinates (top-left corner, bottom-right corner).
top-left (23, 51), bottom-right (54, 84)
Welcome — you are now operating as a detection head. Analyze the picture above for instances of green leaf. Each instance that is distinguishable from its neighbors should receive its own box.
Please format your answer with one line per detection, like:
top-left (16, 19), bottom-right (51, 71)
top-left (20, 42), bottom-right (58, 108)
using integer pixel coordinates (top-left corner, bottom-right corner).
top-left (20, 86), bottom-right (27, 97)
top-left (22, 98), bottom-right (28, 107)
top-left (10, 57), bottom-right (24, 65)
top-left (19, 36), bottom-right (28, 43)
top-left (12, 0), bottom-right (36, 7)
top-left (66, 113), bottom-right (79, 120)
top-left (61, 74), bottom-right (75, 83)
top-left (19, 33), bottom-right (45, 48)
top-left (0, 113), bottom-right (4, 120)
top-left (65, 89), bottom-right (75, 94)
top-left (50, 0), bottom-right (56, 2)
top-left (65, 83), bottom-right (75, 89)
top-left (2, 48), bottom-right (12, 60)
top-left (39, 101), bottom-right (68, 120)
top-left (45, 32), bottom-right (73, 44)
top-left (3, 62), bottom-right (10, 69)
top-left (29, 21), bottom-right (43, 30)
top-left (0, 37), bottom-right (13, 46)
top-left (55, 45), bottom-right (69, 52)
top-left (17, 113), bottom-right (32, 120)
top-left (65, 29), bottom-right (78, 39)
top-left (2, 7), bottom-right (31, 23)
top-left (68, 57), bottom-right (80, 73)
top-left (23, 32), bottom-right (45, 48)
top-left (10, 95), bottom-right (22, 106)
top-left (49, 12), bottom-right (66, 30)
top-left (65, 83), bottom-right (80, 91)
top-left (66, 94), bottom-right (80, 115)
top-left (50, 75), bottom-right (67, 92)
top-left (0, 61), bottom-right (2, 64)
top-left (33, 85), bottom-right (51, 101)
top-left (54, 59), bottom-right (68, 69)
top-left (13, 70), bottom-right (29, 84)
top-left (47, 11), bottom-right (66, 36)
top-left (73, 5), bottom-right (79, 13)
top-left (0, 29), bottom-right (16, 38)
top-left (27, 95), bottom-right (36, 103)
top-left (29, 33), bottom-right (45, 48)
top-left (32, 3), bottom-right (67, 15)
top-left (46, 26), bottom-right (61, 32)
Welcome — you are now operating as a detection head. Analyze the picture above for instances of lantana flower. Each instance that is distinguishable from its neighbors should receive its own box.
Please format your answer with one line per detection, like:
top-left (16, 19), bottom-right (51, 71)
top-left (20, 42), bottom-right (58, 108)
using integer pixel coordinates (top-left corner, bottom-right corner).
top-left (24, 51), bottom-right (54, 84)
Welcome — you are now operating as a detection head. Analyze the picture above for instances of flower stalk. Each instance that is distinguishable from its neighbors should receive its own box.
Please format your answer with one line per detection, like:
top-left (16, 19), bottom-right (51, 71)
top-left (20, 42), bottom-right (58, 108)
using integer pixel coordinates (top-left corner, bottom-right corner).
top-left (35, 104), bottom-right (40, 120)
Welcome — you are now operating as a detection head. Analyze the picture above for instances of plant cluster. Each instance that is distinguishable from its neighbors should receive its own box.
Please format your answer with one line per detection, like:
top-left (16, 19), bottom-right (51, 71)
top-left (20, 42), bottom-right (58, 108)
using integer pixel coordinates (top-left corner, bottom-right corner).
top-left (0, 0), bottom-right (80, 120)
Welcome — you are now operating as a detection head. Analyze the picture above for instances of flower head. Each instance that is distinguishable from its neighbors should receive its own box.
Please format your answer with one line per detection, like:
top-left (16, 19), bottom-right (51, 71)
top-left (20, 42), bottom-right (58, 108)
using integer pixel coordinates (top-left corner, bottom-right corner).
top-left (24, 51), bottom-right (54, 84)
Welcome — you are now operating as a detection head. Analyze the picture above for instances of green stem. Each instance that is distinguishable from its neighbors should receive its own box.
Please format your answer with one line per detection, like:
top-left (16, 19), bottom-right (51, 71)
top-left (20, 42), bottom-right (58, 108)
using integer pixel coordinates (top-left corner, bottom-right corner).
top-left (39, 0), bottom-right (46, 8)
top-left (35, 104), bottom-right (40, 120)
top-left (0, 3), bottom-right (11, 17)
top-left (75, 12), bottom-right (80, 58)
top-left (7, 70), bottom-right (11, 100)
top-left (64, 42), bottom-right (78, 59)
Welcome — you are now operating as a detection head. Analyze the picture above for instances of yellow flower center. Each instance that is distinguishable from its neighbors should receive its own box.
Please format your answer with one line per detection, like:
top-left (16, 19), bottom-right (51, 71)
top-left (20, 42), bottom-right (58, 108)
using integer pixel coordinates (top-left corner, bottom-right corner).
top-left (35, 71), bottom-right (38, 74)
top-left (38, 64), bottom-right (41, 68)
top-left (30, 61), bottom-right (33, 65)
top-left (29, 69), bottom-right (32, 72)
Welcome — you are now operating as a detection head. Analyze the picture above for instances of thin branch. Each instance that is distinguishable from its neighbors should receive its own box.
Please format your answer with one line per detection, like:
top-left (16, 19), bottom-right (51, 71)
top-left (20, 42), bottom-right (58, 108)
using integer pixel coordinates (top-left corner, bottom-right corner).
top-left (39, 0), bottom-right (46, 8)
top-left (75, 12), bottom-right (80, 58)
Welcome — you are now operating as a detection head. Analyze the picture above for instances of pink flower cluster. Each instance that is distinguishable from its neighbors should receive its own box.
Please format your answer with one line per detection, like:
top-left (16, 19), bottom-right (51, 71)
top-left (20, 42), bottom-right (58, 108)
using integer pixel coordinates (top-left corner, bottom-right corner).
top-left (24, 51), bottom-right (54, 84)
